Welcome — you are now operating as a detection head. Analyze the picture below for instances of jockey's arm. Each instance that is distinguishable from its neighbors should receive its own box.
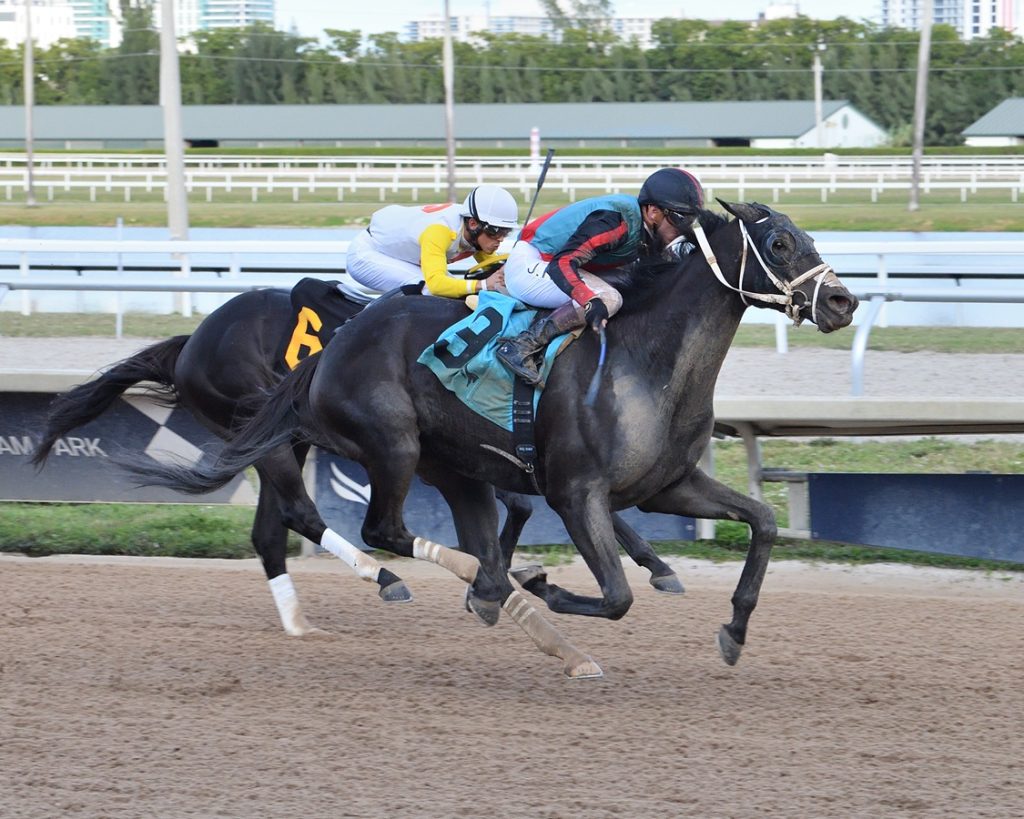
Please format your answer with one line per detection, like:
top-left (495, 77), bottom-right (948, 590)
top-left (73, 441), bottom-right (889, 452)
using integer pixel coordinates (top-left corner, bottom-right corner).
top-left (545, 210), bottom-right (629, 306)
top-left (419, 223), bottom-right (481, 298)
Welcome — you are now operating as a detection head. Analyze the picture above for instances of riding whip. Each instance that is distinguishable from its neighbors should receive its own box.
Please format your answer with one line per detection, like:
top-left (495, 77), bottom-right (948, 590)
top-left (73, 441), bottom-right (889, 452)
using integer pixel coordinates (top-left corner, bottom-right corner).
top-left (584, 326), bottom-right (607, 408)
top-left (515, 147), bottom-right (556, 246)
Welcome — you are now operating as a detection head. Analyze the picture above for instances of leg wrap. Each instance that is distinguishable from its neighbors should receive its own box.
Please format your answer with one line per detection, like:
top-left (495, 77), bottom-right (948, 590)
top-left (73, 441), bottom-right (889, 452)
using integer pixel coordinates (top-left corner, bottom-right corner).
top-left (321, 528), bottom-right (381, 582)
top-left (268, 573), bottom-right (306, 635)
top-left (503, 590), bottom-right (602, 677)
top-left (413, 537), bottom-right (480, 583)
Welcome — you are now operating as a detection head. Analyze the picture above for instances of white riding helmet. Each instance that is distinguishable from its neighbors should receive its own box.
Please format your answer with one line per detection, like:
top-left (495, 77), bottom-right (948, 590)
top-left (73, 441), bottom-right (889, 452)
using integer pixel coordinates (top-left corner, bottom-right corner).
top-left (459, 184), bottom-right (519, 230)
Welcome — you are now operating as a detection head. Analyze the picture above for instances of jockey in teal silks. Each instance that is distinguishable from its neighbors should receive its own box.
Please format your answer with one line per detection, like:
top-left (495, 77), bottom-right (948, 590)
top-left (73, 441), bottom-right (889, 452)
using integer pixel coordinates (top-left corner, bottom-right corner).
top-left (496, 168), bottom-right (705, 385)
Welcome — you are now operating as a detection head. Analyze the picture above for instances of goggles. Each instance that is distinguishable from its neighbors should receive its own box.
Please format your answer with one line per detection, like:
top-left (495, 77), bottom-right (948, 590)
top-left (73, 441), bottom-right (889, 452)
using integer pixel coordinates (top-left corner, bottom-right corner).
top-left (662, 208), bottom-right (695, 230)
top-left (480, 224), bottom-right (513, 239)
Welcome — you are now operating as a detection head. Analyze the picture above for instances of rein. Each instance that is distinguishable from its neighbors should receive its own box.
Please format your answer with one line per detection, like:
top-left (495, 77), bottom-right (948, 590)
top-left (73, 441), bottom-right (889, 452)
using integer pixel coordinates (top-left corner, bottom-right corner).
top-left (691, 219), bottom-right (839, 326)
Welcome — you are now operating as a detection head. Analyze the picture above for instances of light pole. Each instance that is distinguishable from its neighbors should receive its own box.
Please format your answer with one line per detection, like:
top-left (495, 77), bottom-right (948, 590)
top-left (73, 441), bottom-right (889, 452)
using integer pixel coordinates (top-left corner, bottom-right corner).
top-left (909, 1), bottom-right (933, 212)
top-left (813, 41), bottom-right (825, 149)
top-left (442, 0), bottom-right (457, 202)
top-left (23, 0), bottom-right (36, 207)
top-left (159, 0), bottom-right (189, 240)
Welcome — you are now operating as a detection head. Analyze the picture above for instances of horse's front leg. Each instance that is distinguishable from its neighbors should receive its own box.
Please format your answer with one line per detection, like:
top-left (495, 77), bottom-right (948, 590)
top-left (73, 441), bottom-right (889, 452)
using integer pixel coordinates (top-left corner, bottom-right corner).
top-left (429, 471), bottom-right (602, 679)
top-left (612, 513), bottom-right (685, 594)
top-left (511, 511), bottom-right (684, 602)
top-left (639, 468), bottom-right (777, 666)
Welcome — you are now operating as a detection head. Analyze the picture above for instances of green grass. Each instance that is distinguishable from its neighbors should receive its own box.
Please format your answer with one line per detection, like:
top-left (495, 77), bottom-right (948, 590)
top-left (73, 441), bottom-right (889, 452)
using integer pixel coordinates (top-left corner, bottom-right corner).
top-left (0, 503), bottom-right (295, 560)
top-left (3, 437), bottom-right (1021, 570)
top-left (3, 312), bottom-right (1021, 356)
top-left (3, 193), bottom-right (1024, 232)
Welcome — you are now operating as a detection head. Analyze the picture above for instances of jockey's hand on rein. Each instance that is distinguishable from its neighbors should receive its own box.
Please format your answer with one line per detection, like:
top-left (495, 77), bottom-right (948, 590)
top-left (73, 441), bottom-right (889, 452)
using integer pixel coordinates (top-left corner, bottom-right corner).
top-left (584, 297), bottom-right (609, 332)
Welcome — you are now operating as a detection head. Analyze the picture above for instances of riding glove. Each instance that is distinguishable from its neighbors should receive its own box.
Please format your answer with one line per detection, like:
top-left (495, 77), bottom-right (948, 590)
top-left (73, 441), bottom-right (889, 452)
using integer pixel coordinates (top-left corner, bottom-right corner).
top-left (584, 298), bottom-right (609, 332)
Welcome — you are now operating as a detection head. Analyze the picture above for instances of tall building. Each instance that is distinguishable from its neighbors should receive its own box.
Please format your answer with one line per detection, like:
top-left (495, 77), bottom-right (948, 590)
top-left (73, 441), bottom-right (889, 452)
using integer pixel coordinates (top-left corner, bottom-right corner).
top-left (403, 14), bottom-right (667, 50)
top-left (0, 0), bottom-right (78, 48)
top-left (67, 0), bottom-right (115, 45)
top-left (881, 0), bottom-right (1023, 39)
top-left (151, 0), bottom-right (276, 39)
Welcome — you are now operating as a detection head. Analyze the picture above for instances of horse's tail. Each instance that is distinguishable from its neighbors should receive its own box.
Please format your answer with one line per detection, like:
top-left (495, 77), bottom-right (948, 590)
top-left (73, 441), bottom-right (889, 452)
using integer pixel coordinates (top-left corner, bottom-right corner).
top-left (120, 351), bottom-right (321, 495)
top-left (31, 335), bottom-right (189, 467)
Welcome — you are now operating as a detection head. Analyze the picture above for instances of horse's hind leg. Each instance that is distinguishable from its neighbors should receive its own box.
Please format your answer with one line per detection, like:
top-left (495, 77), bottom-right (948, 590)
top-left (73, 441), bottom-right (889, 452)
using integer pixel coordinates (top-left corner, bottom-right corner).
top-left (251, 466), bottom-right (322, 637)
top-left (494, 488), bottom-right (533, 569)
top-left (639, 468), bottom-right (777, 667)
top-left (255, 445), bottom-right (413, 612)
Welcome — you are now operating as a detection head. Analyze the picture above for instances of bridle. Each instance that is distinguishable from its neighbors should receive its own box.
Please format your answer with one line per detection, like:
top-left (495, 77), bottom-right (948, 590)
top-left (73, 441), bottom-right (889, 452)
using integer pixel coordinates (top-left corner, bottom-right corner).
top-left (691, 218), bottom-right (839, 326)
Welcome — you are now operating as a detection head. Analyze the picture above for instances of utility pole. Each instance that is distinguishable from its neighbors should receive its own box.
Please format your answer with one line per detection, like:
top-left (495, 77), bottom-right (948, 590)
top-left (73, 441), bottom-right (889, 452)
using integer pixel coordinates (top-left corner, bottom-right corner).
top-left (813, 42), bottom-right (825, 149)
top-left (159, 0), bottom-right (189, 239)
top-left (909, 1), bottom-right (933, 212)
top-left (442, 0), bottom-right (457, 202)
top-left (23, 0), bottom-right (36, 207)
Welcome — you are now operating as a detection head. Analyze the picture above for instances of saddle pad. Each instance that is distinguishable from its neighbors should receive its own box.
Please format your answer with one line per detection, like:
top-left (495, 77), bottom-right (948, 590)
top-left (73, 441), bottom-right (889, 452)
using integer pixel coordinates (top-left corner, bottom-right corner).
top-left (417, 290), bottom-right (570, 431)
top-left (278, 277), bottom-right (369, 371)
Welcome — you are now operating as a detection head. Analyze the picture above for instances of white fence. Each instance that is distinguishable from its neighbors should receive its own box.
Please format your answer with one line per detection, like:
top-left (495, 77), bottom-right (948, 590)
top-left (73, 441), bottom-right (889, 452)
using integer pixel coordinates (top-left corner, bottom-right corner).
top-left (2, 235), bottom-right (1023, 397)
top-left (3, 153), bottom-right (1024, 204)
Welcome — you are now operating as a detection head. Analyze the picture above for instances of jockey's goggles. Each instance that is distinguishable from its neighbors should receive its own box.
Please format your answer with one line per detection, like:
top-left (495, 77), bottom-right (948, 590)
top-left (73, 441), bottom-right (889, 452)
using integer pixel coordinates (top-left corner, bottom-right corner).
top-left (662, 208), bottom-right (696, 230)
top-left (480, 224), bottom-right (513, 239)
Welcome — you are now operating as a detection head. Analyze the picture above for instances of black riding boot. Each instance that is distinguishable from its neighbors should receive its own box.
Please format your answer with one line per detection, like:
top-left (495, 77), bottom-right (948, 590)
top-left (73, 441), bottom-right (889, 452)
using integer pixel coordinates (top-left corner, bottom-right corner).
top-left (495, 302), bottom-right (583, 385)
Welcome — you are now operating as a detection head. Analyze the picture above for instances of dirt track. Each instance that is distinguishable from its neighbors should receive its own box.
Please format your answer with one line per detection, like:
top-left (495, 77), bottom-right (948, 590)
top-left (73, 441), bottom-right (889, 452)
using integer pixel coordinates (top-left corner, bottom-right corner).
top-left (2, 554), bottom-right (1022, 818)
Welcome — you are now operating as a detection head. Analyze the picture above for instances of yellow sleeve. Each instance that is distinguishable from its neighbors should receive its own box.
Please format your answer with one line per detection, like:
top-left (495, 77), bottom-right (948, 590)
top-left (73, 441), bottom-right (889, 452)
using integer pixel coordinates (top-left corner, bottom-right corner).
top-left (419, 223), bottom-right (477, 298)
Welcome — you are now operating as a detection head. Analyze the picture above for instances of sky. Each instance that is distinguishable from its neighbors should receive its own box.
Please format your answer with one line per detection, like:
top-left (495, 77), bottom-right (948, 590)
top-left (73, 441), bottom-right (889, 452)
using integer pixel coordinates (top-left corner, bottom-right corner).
top-left (274, 1), bottom-right (880, 40)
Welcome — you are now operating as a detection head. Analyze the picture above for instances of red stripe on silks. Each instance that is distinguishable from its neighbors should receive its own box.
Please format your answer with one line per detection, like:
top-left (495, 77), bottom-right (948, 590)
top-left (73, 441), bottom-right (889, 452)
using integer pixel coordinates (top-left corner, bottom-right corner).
top-left (560, 221), bottom-right (628, 306)
top-left (518, 207), bottom-right (560, 244)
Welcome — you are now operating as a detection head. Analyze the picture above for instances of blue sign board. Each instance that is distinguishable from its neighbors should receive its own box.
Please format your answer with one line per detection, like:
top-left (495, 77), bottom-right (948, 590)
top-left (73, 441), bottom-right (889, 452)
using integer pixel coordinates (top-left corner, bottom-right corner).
top-left (315, 451), bottom-right (695, 549)
top-left (809, 472), bottom-right (1023, 564)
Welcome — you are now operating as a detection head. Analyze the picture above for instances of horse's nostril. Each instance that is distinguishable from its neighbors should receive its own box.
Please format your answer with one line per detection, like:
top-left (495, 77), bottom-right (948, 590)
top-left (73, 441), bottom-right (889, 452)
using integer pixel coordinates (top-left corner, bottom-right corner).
top-left (829, 294), bottom-right (854, 314)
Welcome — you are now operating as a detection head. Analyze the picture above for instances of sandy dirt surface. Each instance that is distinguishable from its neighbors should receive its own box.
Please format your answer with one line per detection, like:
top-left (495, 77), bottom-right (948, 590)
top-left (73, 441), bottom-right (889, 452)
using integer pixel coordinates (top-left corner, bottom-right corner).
top-left (2, 553), bottom-right (1022, 818)
top-left (3, 336), bottom-right (1024, 399)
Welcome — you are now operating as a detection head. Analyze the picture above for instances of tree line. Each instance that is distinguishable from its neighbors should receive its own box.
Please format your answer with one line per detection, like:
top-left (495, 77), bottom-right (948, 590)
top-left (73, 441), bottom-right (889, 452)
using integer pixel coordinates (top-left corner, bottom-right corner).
top-left (3, 6), bottom-right (1023, 146)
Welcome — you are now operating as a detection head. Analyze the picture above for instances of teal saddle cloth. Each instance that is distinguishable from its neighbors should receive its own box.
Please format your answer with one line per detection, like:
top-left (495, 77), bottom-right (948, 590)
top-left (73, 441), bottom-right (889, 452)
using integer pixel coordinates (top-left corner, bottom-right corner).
top-left (417, 291), bottom-right (570, 431)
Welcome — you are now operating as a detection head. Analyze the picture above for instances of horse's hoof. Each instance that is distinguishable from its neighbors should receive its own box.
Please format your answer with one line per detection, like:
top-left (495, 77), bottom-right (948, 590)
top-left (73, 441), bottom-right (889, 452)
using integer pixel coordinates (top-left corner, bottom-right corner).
top-left (466, 591), bottom-right (501, 626)
top-left (509, 563), bottom-right (546, 587)
top-left (379, 580), bottom-right (414, 603)
top-left (564, 655), bottom-right (604, 680)
top-left (285, 623), bottom-right (330, 637)
top-left (716, 625), bottom-right (743, 666)
top-left (649, 572), bottom-right (685, 595)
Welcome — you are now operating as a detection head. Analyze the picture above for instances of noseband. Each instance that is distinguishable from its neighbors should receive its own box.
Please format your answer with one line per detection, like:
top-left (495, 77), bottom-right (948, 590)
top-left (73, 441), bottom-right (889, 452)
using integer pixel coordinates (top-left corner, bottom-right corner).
top-left (691, 219), bottom-right (839, 326)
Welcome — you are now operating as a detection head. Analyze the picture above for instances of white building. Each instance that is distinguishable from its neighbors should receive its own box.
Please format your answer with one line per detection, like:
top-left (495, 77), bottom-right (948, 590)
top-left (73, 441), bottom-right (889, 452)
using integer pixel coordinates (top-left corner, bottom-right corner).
top-left (404, 14), bottom-right (666, 49)
top-left (0, 0), bottom-right (77, 48)
top-left (151, 0), bottom-right (273, 38)
top-left (881, 0), bottom-right (1024, 40)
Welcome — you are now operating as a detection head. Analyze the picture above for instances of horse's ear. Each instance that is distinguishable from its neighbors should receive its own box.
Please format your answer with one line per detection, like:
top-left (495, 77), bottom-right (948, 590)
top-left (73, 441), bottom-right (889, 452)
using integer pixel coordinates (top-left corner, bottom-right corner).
top-left (717, 199), bottom-right (771, 223)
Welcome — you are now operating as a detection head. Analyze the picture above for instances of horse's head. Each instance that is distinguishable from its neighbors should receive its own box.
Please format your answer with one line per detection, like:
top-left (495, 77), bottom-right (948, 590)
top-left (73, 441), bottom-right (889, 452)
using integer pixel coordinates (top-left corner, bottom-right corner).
top-left (713, 200), bottom-right (859, 332)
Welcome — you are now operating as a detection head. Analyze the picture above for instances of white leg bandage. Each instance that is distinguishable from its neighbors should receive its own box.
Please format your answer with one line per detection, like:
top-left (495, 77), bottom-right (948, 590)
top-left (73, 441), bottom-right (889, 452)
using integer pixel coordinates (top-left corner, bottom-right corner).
top-left (412, 536), bottom-right (480, 583)
top-left (268, 573), bottom-right (305, 635)
top-left (321, 528), bottom-right (381, 582)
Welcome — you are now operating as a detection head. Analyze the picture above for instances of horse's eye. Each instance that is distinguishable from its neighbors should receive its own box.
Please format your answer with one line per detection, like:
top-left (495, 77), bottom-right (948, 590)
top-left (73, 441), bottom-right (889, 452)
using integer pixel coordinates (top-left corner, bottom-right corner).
top-left (772, 239), bottom-right (786, 252)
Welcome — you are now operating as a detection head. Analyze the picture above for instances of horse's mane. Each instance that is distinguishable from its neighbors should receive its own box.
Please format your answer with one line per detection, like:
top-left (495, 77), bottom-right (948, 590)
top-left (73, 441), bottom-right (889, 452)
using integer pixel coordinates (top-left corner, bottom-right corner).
top-left (615, 207), bottom-right (730, 315)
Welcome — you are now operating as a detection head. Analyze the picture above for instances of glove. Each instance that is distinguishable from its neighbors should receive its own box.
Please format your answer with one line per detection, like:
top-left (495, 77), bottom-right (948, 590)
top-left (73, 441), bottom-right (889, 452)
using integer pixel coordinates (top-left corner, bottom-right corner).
top-left (584, 297), bottom-right (609, 332)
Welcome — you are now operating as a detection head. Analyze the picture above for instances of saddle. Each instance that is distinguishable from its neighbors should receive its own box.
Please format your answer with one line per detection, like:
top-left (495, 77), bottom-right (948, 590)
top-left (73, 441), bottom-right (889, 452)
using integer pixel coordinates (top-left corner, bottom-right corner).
top-left (278, 277), bottom-right (374, 372)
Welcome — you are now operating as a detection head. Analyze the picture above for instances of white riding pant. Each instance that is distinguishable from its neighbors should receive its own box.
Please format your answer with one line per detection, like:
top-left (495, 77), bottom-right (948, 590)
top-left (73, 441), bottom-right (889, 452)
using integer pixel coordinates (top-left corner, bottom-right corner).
top-left (504, 240), bottom-right (623, 314)
top-left (346, 229), bottom-right (422, 293)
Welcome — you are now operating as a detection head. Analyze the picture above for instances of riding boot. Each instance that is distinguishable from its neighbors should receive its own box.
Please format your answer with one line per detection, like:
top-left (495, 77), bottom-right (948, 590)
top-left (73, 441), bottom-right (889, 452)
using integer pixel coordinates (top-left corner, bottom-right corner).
top-left (496, 301), bottom-right (584, 385)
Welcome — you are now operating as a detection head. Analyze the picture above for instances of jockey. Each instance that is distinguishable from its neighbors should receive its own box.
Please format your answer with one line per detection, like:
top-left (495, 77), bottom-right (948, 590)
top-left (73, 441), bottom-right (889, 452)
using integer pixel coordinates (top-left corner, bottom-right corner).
top-left (346, 184), bottom-right (519, 298)
top-left (495, 167), bottom-right (705, 385)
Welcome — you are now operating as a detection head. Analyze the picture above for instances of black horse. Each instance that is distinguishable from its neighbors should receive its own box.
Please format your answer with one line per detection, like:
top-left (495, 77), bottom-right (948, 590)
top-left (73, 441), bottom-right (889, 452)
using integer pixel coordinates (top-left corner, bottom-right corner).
top-left (122, 201), bottom-right (859, 678)
top-left (32, 285), bottom-right (683, 637)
